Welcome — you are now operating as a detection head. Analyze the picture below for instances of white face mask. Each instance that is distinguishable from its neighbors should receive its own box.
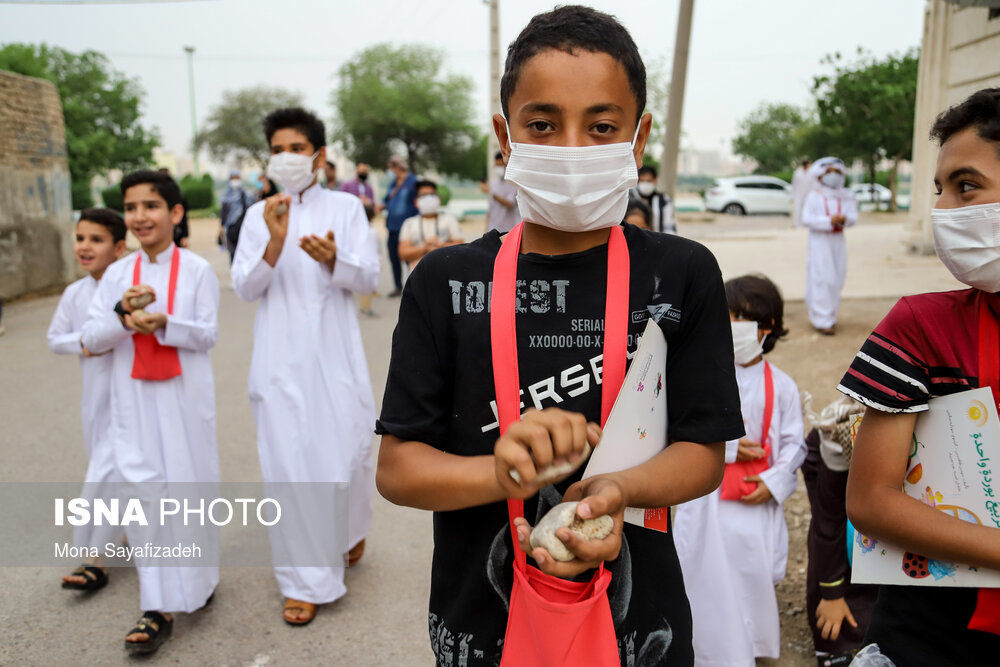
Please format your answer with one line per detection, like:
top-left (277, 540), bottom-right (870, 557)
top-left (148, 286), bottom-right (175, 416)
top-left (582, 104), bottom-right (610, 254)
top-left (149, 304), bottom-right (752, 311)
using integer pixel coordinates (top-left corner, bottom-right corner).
top-left (820, 172), bottom-right (845, 190)
top-left (932, 202), bottom-right (1000, 292)
top-left (494, 165), bottom-right (506, 181)
top-left (416, 194), bottom-right (440, 216)
top-left (229, 179), bottom-right (241, 189)
top-left (502, 120), bottom-right (639, 232)
top-left (266, 151), bottom-right (318, 195)
top-left (731, 320), bottom-right (763, 365)
top-left (637, 181), bottom-right (656, 197)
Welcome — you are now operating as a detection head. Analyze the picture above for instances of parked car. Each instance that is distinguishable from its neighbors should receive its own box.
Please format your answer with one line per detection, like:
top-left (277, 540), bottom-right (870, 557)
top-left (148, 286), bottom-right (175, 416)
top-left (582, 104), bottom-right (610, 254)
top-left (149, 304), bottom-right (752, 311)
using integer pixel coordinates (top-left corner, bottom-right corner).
top-left (704, 176), bottom-right (793, 215)
top-left (850, 182), bottom-right (892, 204)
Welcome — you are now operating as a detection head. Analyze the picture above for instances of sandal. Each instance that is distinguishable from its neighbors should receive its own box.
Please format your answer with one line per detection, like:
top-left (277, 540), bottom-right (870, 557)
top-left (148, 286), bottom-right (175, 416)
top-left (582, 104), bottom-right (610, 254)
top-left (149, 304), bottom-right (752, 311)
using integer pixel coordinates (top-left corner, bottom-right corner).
top-left (283, 598), bottom-right (317, 626)
top-left (124, 611), bottom-right (173, 655)
top-left (61, 565), bottom-right (108, 591)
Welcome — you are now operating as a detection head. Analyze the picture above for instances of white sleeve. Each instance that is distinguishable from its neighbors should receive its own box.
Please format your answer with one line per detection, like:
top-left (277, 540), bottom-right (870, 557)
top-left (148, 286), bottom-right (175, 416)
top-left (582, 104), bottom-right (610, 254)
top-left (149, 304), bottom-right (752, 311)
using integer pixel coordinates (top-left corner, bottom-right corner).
top-left (724, 439), bottom-right (740, 464)
top-left (398, 216), bottom-right (417, 245)
top-left (81, 267), bottom-right (132, 354)
top-left (159, 261), bottom-right (219, 351)
top-left (759, 378), bottom-right (807, 504)
top-left (230, 203), bottom-right (275, 302)
top-left (800, 191), bottom-right (834, 232)
top-left (446, 215), bottom-right (464, 241)
top-left (47, 288), bottom-right (83, 355)
top-left (843, 193), bottom-right (859, 227)
top-left (331, 197), bottom-right (380, 294)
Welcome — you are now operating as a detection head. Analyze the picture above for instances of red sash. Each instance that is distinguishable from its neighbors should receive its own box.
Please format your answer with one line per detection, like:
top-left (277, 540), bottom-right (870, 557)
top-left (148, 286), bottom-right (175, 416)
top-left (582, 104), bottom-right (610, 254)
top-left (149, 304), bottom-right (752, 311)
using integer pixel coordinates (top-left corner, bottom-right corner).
top-left (130, 246), bottom-right (182, 381)
top-left (492, 222), bottom-right (626, 666)
top-left (719, 361), bottom-right (774, 501)
top-left (968, 295), bottom-right (1000, 635)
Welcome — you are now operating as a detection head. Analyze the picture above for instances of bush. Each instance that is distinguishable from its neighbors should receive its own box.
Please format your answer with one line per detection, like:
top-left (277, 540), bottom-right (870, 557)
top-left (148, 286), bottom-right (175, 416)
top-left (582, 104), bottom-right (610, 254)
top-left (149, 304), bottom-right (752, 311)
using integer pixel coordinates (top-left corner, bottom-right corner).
top-left (179, 173), bottom-right (214, 210)
top-left (101, 184), bottom-right (123, 212)
top-left (768, 170), bottom-right (794, 185)
top-left (437, 183), bottom-right (452, 207)
top-left (71, 179), bottom-right (94, 210)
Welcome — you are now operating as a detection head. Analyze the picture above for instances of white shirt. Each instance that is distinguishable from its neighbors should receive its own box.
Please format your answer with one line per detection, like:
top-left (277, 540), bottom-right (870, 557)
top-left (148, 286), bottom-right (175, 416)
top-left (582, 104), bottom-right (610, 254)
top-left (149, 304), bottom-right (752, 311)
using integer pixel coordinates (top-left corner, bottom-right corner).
top-left (399, 212), bottom-right (463, 246)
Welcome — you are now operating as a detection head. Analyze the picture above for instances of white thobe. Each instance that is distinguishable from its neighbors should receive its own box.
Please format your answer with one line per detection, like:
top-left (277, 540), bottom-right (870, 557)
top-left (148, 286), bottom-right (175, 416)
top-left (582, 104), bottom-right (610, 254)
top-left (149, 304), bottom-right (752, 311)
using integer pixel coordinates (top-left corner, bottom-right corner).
top-left (801, 188), bottom-right (857, 329)
top-left (231, 185), bottom-right (379, 604)
top-left (791, 166), bottom-right (812, 226)
top-left (82, 245), bottom-right (220, 613)
top-left (675, 360), bottom-right (806, 666)
top-left (48, 276), bottom-right (122, 549)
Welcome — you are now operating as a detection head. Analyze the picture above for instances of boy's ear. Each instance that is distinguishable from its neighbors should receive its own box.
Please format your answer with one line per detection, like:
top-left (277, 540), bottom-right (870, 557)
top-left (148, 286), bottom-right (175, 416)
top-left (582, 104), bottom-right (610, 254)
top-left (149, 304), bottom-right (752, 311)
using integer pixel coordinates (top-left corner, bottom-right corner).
top-left (169, 203), bottom-right (185, 225)
top-left (313, 146), bottom-right (327, 171)
top-left (493, 113), bottom-right (511, 164)
top-left (114, 239), bottom-right (127, 258)
top-left (632, 112), bottom-right (654, 169)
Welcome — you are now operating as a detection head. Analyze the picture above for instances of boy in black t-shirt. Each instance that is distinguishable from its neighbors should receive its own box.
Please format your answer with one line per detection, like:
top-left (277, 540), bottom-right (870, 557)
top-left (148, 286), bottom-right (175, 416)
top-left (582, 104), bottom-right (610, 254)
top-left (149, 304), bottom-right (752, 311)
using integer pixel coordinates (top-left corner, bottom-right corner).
top-left (376, 6), bottom-right (743, 665)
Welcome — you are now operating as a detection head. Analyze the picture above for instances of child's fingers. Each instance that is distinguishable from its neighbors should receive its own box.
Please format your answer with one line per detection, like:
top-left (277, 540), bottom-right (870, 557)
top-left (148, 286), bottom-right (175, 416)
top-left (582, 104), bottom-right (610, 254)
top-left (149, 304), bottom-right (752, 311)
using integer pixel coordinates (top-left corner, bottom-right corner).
top-left (846, 607), bottom-right (858, 628)
top-left (555, 526), bottom-right (621, 564)
top-left (586, 422), bottom-right (602, 446)
top-left (512, 419), bottom-right (555, 471)
top-left (495, 434), bottom-right (539, 487)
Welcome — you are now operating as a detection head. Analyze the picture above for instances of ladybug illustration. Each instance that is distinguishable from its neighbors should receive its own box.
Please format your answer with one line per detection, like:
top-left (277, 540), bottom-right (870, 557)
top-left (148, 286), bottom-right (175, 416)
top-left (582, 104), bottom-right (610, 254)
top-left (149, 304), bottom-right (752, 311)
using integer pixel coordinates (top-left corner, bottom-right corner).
top-left (902, 552), bottom-right (930, 579)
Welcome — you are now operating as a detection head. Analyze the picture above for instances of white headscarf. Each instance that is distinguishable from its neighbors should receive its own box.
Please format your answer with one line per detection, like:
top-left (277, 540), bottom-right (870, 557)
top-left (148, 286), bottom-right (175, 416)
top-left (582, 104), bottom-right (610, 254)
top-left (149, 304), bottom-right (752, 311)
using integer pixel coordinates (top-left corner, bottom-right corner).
top-left (808, 156), bottom-right (850, 200)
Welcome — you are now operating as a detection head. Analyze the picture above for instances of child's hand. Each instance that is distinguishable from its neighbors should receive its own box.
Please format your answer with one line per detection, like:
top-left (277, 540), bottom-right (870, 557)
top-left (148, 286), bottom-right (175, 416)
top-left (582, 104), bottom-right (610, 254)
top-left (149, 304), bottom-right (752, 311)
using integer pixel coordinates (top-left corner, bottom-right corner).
top-left (494, 407), bottom-right (600, 498)
top-left (815, 597), bottom-right (858, 641)
top-left (512, 476), bottom-right (626, 579)
top-left (739, 476), bottom-right (773, 504)
top-left (299, 231), bottom-right (337, 270)
top-left (736, 438), bottom-right (766, 462)
top-left (263, 194), bottom-right (291, 241)
top-left (127, 310), bottom-right (167, 335)
top-left (122, 285), bottom-right (155, 313)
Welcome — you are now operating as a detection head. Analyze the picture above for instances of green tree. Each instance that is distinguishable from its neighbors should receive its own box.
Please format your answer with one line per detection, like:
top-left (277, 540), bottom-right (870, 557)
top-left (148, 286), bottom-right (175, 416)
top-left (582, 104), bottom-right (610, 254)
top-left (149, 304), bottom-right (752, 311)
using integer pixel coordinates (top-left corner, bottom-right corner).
top-left (196, 85), bottom-right (304, 168)
top-left (0, 43), bottom-right (159, 209)
top-left (732, 103), bottom-right (811, 174)
top-left (331, 44), bottom-right (481, 179)
top-left (808, 48), bottom-right (918, 211)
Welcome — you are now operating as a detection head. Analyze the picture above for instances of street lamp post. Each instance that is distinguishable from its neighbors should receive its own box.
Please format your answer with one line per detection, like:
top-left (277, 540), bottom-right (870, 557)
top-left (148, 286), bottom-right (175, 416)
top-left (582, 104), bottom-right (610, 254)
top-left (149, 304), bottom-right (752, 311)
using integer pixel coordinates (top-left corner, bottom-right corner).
top-left (183, 45), bottom-right (200, 175)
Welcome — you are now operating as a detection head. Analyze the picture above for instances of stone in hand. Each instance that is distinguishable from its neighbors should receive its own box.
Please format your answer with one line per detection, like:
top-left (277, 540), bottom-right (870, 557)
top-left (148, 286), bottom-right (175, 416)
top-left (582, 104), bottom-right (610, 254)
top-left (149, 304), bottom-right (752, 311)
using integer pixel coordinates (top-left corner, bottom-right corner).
top-left (509, 443), bottom-right (591, 486)
top-left (528, 501), bottom-right (613, 563)
top-left (275, 202), bottom-right (288, 216)
top-left (128, 292), bottom-right (154, 310)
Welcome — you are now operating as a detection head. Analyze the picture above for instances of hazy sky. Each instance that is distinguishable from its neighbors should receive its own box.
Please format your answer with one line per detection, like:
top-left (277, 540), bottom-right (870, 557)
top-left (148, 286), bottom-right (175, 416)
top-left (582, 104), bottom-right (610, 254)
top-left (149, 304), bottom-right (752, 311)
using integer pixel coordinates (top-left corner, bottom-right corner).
top-left (1, 0), bottom-right (924, 161)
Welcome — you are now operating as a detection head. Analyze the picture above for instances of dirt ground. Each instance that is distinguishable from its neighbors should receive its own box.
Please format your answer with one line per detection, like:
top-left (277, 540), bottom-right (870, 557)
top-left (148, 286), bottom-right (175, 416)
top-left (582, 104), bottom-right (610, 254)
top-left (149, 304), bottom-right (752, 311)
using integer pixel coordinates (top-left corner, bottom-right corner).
top-left (760, 296), bottom-right (897, 665)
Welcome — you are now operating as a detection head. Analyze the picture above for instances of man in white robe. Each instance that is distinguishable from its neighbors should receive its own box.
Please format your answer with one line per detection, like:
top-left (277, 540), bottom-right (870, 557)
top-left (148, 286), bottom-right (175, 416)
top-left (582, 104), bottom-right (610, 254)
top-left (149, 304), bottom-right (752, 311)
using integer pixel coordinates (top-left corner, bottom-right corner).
top-left (791, 158), bottom-right (813, 226)
top-left (801, 157), bottom-right (858, 334)
top-left (231, 107), bottom-right (380, 623)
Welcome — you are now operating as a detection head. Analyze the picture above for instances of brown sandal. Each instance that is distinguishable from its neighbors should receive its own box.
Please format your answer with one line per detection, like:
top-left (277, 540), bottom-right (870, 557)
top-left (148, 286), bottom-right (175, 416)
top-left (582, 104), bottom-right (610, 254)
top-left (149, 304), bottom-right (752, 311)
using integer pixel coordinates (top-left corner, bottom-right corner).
top-left (283, 598), bottom-right (317, 626)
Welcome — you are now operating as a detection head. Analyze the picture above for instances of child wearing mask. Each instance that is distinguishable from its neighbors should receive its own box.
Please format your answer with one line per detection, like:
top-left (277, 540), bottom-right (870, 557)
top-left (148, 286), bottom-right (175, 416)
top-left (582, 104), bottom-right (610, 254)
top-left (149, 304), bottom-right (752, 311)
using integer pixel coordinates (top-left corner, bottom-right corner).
top-left (48, 207), bottom-right (127, 592)
top-left (397, 179), bottom-right (464, 270)
top-left (376, 6), bottom-right (743, 665)
top-left (841, 88), bottom-right (1000, 663)
top-left (675, 273), bottom-right (806, 666)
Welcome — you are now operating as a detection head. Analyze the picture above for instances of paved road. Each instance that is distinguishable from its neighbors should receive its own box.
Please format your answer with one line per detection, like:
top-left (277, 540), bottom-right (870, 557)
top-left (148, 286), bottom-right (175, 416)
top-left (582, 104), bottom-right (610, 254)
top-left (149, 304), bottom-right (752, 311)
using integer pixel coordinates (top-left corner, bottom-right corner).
top-left (0, 211), bottom-right (952, 665)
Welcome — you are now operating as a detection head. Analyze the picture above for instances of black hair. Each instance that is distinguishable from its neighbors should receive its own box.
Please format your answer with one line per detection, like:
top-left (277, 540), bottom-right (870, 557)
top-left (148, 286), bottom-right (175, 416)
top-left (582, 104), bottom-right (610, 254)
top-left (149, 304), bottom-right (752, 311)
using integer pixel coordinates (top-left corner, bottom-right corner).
top-left (638, 165), bottom-right (657, 179)
top-left (930, 88), bottom-right (1000, 154)
top-left (500, 5), bottom-right (646, 123)
top-left (263, 107), bottom-right (326, 149)
top-left (120, 169), bottom-right (183, 209)
top-left (325, 161), bottom-right (336, 169)
top-left (724, 274), bottom-right (788, 354)
top-left (624, 197), bottom-right (651, 226)
top-left (494, 151), bottom-right (504, 161)
top-left (414, 179), bottom-right (437, 199)
top-left (78, 207), bottom-right (126, 243)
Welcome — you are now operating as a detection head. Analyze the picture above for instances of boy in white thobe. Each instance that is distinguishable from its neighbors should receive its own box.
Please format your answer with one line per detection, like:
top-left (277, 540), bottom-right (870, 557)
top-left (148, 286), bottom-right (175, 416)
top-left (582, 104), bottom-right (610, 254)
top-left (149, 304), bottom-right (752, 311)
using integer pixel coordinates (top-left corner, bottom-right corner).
top-left (49, 208), bottom-right (127, 589)
top-left (82, 171), bottom-right (220, 655)
top-left (231, 107), bottom-right (379, 625)
top-left (801, 157), bottom-right (857, 334)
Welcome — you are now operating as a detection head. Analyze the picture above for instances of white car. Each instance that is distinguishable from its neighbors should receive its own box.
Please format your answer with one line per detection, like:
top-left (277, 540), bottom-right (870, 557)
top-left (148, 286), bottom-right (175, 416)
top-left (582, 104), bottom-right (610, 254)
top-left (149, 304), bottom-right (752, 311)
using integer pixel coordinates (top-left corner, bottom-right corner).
top-left (704, 176), bottom-right (793, 215)
top-left (850, 183), bottom-right (892, 204)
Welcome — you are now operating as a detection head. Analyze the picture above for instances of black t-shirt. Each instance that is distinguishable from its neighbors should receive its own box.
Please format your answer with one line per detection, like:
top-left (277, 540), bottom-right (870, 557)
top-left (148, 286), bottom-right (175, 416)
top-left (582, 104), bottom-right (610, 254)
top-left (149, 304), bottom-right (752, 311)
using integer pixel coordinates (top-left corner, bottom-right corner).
top-left (377, 224), bottom-right (744, 666)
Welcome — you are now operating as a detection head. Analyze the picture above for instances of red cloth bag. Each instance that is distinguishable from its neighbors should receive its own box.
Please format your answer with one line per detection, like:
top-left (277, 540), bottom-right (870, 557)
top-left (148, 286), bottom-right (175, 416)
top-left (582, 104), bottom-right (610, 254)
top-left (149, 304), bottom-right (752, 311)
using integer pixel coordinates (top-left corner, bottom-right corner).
top-left (130, 246), bottom-right (182, 381)
top-left (968, 295), bottom-right (1000, 635)
top-left (492, 222), bottom-right (627, 667)
top-left (719, 360), bottom-right (774, 501)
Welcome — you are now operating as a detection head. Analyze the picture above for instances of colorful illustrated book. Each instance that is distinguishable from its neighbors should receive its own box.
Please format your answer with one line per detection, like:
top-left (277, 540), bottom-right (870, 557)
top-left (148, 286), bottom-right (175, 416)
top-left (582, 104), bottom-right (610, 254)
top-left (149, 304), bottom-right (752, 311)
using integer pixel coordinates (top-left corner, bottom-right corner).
top-left (851, 386), bottom-right (1000, 586)
top-left (583, 318), bottom-right (670, 532)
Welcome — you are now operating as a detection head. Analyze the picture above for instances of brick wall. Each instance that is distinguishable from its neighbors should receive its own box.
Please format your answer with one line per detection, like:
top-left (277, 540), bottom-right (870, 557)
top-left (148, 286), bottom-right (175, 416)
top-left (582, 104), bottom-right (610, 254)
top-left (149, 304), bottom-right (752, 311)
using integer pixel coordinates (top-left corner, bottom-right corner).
top-left (0, 69), bottom-right (75, 299)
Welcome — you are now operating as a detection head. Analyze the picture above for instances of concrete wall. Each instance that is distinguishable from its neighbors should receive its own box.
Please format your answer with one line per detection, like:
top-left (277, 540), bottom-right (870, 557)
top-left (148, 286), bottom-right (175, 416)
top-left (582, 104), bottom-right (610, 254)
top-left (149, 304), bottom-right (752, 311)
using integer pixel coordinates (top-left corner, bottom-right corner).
top-left (0, 70), bottom-right (75, 299)
top-left (908, 1), bottom-right (1000, 253)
